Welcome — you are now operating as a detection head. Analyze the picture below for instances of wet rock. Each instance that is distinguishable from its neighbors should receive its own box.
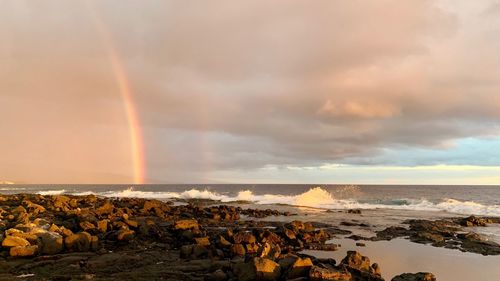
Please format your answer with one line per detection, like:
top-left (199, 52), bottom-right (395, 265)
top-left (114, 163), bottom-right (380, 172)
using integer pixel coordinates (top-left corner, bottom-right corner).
top-left (307, 243), bottom-right (339, 251)
top-left (64, 232), bottom-right (92, 252)
top-left (2, 236), bottom-right (30, 247)
top-left (459, 216), bottom-right (490, 227)
top-left (309, 265), bottom-right (352, 281)
top-left (347, 209), bottom-right (362, 214)
top-left (341, 251), bottom-right (372, 272)
top-left (411, 232), bottom-right (445, 244)
top-left (10, 245), bottom-right (38, 257)
top-left (392, 272), bottom-right (436, 281)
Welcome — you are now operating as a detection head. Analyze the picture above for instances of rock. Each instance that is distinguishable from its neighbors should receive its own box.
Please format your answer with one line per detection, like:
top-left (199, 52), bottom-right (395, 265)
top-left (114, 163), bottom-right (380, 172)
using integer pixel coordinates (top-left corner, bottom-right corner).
top-left (347, 209), bottom-right (362, 214)
top-left (460, 216), bottom-right (489, 227)
top-left (37, 232), bottom-right (64, 255)
top-left (230, 243), bottom-right (246, 257)
top-left (205, 269), bottom-right (227, 281)
top-left (309, 266), bottom-right (352, 281)
top-left (2, 236), bottom-right (30, 247)
top-left (257, 242), bottom-right (281, 259)
top-left (64, 232), bottom-right (92, 252)
top-left (233, 231), bottom-right (256, 244)
top-left (79, 221), bottom-right (96, 231)
top-left (234, 258), bottom-right (281, 281)
top-left (341, 251), bottom-right (372, 272)
top-left (372, 263), bottom-right (382, 276)
top-left (180, 244), bottom-right (208, 259)
top-left (194, 237), bottom-right (211, 246)
top-left (286, 257), bottom-right (314, 279)
top-left (217, 235), bottom-right (232, 247)
top-left (356, 242), bottom-right (366, 247)
top-left (97, 220), bottom-right (108, 233)
top-left (174, 219), bottom-right (199, 230)
top-left (10, 245), bottom-right (38, 257)
top-left (116, 229), bottom-right (135, 241)
top-left (392, 272), bottom-right (436, 281)
top-left (95, 202), bottom-right (114, 216)
top-left (124, 219), bottom-right (138, 228)
top-left (411, 232), bottom-right (445, 244)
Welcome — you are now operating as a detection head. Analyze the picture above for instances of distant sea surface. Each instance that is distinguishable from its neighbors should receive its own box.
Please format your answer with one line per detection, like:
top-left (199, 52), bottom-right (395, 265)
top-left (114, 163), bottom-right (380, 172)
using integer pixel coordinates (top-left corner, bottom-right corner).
top-left (1, 184), bottom-right (499, 217)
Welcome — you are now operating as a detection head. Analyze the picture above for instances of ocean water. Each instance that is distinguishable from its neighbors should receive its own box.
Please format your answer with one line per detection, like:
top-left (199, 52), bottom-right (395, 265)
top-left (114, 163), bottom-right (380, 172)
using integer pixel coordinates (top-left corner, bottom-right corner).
top-left (2, 184), bottom-right (499, 217)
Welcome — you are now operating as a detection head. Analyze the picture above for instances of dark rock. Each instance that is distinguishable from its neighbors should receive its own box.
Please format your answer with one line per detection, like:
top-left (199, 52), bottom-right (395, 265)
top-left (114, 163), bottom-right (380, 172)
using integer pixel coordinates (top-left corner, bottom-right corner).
top-left (392, 272), bottom-right (436, 281)
top-left (286, 257), bottom-right (313, 279)
top-left (234, 257), bottom-right (281, 281)
top-left (309, 265), bottom-right (352, 281)
top-left (230, 244), bottom-right (246, 257)
top-left (37, 232), bottom-right (64, 255)
top-left (459, 216), bottom-right (490, 227)
top-left (64, 232), bottom-right (92, 252)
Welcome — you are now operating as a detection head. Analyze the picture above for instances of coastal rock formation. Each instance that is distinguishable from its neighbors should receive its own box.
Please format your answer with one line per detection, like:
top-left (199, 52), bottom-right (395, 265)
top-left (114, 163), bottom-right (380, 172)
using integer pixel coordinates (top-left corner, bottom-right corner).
top-left (0, 193), bottom-right (454, 280)
top-left (391, 272), bottom-right (436, 281)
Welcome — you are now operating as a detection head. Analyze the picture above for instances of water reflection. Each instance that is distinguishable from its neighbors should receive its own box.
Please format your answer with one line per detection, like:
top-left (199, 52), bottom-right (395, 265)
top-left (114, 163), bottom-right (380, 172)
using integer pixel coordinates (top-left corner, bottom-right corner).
top-left (302, 238), bottom-right (500, 281)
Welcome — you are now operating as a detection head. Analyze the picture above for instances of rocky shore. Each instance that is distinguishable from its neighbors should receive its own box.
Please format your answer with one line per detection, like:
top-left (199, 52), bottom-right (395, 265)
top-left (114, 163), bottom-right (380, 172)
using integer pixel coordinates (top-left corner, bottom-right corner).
top-left (0, 194), bottom-right (497, 280)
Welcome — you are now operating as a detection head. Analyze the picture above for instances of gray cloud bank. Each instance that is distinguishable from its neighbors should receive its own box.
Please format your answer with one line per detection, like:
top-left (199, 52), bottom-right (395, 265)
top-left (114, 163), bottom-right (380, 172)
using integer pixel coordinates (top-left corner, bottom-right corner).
top-left (1, 0), bottom-right (500, 183)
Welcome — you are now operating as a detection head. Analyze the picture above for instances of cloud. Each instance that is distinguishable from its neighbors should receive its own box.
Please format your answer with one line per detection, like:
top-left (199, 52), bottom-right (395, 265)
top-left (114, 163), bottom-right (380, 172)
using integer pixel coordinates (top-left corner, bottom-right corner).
top-left (1, 0), bottom-right (500, 183)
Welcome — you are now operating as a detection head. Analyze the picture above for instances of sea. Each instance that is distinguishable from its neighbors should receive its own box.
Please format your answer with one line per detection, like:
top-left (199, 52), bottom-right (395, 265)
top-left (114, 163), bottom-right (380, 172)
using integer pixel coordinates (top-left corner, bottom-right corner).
top-left (1, 184), bottom-right (500, 280)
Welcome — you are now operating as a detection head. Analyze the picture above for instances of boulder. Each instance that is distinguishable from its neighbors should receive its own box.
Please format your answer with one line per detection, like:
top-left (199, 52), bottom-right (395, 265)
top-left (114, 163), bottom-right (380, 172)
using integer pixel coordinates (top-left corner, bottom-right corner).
top-left (233, 231), bottom-right (256, 244)
top-left (258, 242), bottom-right (281, 259)
top-left (309, 266), bottom-right (352, 281)
top-left (10, 245), bottom-right (38, 257)
top-left (460, 216), bottom-right (489, 227)
top-left (194, 237), bottom-right (211, 246)
top-left (116, 229), bottom-right (135, 241)
top-left (234, 257), bottom-right (281, 281)
top-left (392, 272), bottom-right (436, 281)
top-left (286, 257), bottom-right (314, 279)
top-left (64, 232), bottom-right (92, 252)
top-left (97, 220), bottom-right (108, 233)
top-left (340, 251), bottom-right (372, 272)
top-left (95, 202), bottom-right (114, 216)
top-left (2, 236), bottom-right (30, 247)
top-left (174, 219), bottom-right (199, 230)
top-left (37, 232), bottom-right (64, 255)
top-left (79, 221), bottom-right (96, 231)
top-left (230, 243), bottom-right (246, 257)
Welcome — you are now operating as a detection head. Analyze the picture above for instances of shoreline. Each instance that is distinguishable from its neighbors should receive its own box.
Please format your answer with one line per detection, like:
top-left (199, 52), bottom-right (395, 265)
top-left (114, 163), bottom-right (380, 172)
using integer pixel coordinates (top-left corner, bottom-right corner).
top-left (0, 193), bottom-right (498, 280)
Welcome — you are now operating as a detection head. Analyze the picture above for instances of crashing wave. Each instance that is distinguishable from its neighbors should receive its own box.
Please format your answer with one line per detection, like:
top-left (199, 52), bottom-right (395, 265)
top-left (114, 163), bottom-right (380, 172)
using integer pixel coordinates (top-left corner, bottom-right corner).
top-left (35, 186), bottom-right (500, 217)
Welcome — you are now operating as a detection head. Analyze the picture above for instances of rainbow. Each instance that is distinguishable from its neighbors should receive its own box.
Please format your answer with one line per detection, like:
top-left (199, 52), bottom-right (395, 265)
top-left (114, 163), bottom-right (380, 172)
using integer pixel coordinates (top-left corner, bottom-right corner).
top-left (87, 2), bottom-right (146, 184)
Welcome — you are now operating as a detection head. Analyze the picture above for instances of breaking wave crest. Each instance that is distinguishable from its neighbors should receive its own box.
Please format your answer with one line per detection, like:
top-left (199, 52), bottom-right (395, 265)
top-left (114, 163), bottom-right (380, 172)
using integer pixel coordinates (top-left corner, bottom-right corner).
top-left (36, 187), bottom-right (500, 217)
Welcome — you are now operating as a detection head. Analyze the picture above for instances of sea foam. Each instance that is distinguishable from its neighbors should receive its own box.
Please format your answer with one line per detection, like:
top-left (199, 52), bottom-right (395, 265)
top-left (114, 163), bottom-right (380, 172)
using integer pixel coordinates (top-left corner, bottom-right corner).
top-left (36, 186), bottom-right (500, 217)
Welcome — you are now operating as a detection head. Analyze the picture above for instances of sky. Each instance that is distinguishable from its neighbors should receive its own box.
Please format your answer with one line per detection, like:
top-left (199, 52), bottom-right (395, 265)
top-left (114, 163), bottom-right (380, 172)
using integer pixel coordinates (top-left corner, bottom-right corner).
top-left (1, 0), bottom-right (500, 184)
